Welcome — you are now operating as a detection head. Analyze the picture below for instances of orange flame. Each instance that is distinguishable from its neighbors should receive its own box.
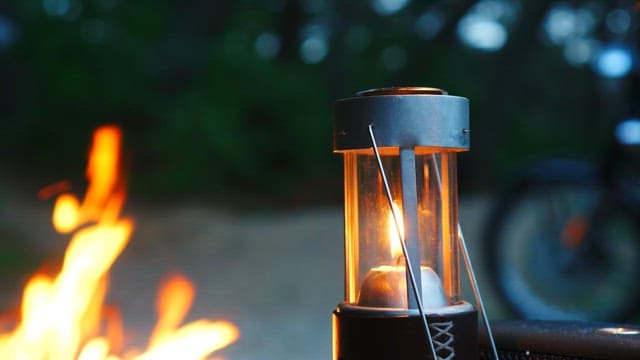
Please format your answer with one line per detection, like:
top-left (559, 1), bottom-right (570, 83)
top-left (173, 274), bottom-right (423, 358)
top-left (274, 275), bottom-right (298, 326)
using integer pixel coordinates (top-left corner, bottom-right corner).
top-left (387, 202), bottom-right (404, 259)
top-left (0, 125), bottom-right (239, 359)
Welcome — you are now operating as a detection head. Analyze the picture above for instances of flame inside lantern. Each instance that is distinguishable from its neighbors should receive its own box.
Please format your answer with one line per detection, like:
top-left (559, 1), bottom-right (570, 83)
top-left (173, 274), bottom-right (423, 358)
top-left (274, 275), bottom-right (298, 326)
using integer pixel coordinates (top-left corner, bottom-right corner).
top-left (387, 202), bottom-right (404, 260)
top-left (0, 125), bottom-right (239, 359)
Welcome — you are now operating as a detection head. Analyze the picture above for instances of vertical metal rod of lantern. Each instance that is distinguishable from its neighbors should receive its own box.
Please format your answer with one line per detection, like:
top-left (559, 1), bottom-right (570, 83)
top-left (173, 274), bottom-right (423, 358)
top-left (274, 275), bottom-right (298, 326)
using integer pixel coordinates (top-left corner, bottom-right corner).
top-left (430, 154), bottom-right (499, 360)
top-left (400, 147), bottom-right (422, 308)
top-left (368, 125), bottom-right (439, 360)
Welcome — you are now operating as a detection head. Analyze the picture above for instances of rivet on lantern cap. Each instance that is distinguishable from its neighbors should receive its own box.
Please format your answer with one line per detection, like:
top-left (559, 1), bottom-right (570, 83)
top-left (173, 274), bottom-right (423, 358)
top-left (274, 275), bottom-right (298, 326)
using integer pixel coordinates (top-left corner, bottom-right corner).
top-left (333, 86), bottom-right (469, 151)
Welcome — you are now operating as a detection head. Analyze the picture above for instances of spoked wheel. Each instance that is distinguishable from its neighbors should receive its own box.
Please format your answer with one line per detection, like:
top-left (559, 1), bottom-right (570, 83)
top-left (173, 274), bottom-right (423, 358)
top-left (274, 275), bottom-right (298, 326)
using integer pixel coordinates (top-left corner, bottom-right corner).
top-left (484, 160), bottom-right (640, 321)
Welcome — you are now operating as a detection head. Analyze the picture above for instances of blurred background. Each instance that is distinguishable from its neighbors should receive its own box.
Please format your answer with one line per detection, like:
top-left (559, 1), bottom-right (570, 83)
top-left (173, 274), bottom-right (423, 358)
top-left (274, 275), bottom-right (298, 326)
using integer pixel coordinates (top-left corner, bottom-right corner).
top-left (0, 0), bottom-right (639, 359)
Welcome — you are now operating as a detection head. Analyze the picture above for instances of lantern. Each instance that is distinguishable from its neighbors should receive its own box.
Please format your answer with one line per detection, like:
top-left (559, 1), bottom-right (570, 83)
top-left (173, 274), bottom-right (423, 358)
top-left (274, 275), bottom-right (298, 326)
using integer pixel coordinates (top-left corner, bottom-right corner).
top-left (332, 87), bottom-right (478, 360)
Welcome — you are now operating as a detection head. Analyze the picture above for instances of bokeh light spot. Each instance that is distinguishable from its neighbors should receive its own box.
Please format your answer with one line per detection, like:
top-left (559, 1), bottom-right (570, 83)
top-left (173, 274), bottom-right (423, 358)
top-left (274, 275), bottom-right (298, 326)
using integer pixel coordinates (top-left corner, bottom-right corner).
top-left (563, 38), bottom-right (598, 67)
top-left (594, 46), bottom-right (633, 79)
top-left (606, 8), bottom-right (631, 34)
top-left (43, 0), bottom-right (71, 17)
top-left (300, 36), bottom-right (328, 64)
top-left (371, 0), bottom-right (410, 16)
top-left (0, 15), bottom-right (17, 50)
top-left (415, 10), bottom-right (445, 40)
top-left (616, 118), bottom-right (640, 145)
top-left (457, 14), bottom-right (507, 51)
top-left (543, 5), bottom-right (576, 45)
top-left (255, 32), bottom-right (281, 59)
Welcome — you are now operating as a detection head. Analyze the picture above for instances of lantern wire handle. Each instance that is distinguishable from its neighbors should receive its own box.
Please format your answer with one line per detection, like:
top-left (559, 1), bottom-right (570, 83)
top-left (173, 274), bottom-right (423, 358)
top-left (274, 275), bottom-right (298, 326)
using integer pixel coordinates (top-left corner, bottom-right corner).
top-left (458, 223), bottom-right (499, 360)
top-left (367, 124), bottom-right (439, 360)
top-left (430, 154), bottom-right (499, 360)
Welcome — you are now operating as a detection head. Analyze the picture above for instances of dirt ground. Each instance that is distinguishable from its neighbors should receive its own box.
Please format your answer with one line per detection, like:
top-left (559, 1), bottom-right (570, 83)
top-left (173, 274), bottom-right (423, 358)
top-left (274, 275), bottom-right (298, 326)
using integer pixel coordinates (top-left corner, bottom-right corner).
top-left (0, 179), bottom-right (505, 360)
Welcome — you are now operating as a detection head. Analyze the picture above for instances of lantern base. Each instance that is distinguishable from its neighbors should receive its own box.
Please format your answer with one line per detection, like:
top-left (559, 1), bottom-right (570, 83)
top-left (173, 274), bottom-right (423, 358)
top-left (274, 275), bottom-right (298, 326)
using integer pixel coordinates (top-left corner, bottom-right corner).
top-left (333, 303), bottom-right (478, 360)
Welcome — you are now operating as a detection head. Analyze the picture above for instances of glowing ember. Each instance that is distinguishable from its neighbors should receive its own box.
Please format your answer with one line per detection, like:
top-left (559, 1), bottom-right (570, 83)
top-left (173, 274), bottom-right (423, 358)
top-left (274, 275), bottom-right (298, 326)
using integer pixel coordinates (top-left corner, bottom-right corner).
top-left (0, 125), bottom-right (239, 359)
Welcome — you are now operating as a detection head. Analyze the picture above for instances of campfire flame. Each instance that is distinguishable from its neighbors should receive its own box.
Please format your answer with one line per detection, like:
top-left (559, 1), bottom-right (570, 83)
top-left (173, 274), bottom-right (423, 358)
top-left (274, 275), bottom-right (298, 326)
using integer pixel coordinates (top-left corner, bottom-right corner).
top-left (0, 125), bottom-right (239, 359)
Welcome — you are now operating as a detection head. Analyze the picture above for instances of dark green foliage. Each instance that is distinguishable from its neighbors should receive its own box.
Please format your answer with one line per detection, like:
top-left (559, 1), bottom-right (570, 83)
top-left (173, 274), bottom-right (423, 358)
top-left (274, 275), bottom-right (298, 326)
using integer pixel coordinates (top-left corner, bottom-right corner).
top-left (0, 0), bottom-right (634, 200)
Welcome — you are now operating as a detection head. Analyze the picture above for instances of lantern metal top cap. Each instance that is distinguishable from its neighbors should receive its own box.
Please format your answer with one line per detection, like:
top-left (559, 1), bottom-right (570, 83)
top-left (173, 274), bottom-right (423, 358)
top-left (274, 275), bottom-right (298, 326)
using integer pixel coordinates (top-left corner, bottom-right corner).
top-left (333, 86), bottom-right (469, 152)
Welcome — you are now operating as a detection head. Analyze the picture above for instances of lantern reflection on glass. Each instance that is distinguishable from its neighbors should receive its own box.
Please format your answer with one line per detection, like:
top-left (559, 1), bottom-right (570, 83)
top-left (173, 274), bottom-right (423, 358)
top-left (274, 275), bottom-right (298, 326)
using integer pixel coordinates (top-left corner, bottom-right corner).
top-left (332, 87), bottom-right (478, 360)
